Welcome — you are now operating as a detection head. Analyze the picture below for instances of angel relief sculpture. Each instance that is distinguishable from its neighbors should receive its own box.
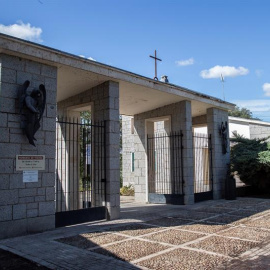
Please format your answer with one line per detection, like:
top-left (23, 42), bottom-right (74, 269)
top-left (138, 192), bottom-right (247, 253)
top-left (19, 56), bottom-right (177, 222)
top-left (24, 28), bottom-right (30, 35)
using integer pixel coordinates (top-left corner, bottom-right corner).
top-left (18, 80), bottom-right (46, 146)
top-left (220, 121), bottom-right (228, 154)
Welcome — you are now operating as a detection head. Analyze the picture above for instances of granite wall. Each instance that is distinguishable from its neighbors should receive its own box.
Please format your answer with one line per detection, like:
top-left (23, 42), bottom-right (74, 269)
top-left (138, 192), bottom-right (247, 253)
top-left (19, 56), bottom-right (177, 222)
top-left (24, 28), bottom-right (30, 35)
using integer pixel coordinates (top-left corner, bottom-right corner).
top-left (0, 54), bottom-right (57, 239)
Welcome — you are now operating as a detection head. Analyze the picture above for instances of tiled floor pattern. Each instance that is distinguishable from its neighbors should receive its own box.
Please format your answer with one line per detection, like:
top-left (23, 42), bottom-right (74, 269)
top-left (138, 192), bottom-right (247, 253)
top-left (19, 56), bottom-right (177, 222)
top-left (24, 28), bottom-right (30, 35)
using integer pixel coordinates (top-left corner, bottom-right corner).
top-left (56, 198), bottom-right (270, 269)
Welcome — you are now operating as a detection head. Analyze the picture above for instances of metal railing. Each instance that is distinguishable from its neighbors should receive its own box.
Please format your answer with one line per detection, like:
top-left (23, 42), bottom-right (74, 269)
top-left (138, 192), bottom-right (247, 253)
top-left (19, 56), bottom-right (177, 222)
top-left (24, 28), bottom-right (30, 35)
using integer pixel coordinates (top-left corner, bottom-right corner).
top-left (55, 118), bottom-right (106, 213)
top-left (193, 133), bottom-right (213, 194)
top-left (147, 131), bottom-right (184, 195)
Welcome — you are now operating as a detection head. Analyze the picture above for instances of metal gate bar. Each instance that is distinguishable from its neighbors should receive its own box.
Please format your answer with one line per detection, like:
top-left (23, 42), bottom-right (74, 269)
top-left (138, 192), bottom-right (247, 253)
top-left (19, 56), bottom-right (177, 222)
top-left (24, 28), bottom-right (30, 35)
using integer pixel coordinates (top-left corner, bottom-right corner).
top-left (193, 133), bottom-right (213, 202)
top-left (55, 118), bottom-right (106, 227)
top-left (147, 131), bottom-right (184, 204)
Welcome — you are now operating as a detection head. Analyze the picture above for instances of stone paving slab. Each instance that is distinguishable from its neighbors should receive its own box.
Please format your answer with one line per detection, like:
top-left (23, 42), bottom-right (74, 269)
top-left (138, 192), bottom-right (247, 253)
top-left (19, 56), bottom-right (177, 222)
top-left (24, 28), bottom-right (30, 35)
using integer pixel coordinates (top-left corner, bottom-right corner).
top-left (143, 229), bottom-right (206, 245)
top-left (204, 214), bottom-right (251, 225)
top-left (145, 217), bottom-right (192, 227)
top-left (136, 248), bottom-right (230, 270)
top-left (188, 235), bottom-right (259, 257)
top-left (104, 223), bottom-right (164, 236)
top-left (57, 232), bottom-right (129, 249)
top-left (0, 197), bottom-right (270, 270)
top-left (92, 239), bottom-right (170, 262)
top-left (244, 214), bottom-right (270, 228)
top-left (217, 226), bottom-right (270, 242)
top-left (176, 222), bottom-right (230, 234)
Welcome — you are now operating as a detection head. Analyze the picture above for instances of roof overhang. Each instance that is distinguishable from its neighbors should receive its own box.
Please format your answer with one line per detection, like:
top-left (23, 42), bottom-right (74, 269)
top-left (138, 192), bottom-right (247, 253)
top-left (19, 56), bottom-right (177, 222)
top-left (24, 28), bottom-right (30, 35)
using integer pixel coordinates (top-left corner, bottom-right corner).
top-left (0, 34), bottom-right (235, 117)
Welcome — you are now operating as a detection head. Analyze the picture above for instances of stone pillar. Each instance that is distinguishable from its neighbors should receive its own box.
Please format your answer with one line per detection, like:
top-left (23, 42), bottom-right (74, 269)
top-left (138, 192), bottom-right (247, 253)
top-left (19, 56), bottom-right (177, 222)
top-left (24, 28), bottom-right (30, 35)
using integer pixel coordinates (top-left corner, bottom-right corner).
top-left (132, 100), bottom-right (194, 204)
top-left (173, 100), bottom-right (194, 205)
top-left (0, 54), bottom-right (57, 239)
top-left (146, 121), bottom-right (155, 197)
top-left (121, 115), bottom-right (135, 187)
top-left (93, 81), bottom-right (120, 220)
top-left (57, 81), bottom-right (120, 220)
top-left (207, 108), bottom-right (230, 199)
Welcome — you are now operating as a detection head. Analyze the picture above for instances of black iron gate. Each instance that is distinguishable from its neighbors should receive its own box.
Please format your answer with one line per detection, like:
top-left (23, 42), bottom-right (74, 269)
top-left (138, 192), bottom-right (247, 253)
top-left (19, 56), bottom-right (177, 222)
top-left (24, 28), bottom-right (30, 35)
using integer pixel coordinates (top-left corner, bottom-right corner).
top-left (147, 131), bottom-right (184, 204)
top-left (193, 133), bottom-right (213, 202)
top-left (55, 118), bottom-right (106, 227)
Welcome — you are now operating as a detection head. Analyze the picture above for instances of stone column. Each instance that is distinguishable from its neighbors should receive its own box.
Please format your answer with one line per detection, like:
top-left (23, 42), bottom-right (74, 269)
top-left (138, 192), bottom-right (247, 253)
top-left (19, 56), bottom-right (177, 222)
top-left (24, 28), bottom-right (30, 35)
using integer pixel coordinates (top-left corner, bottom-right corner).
top-left (146, 121), bottom-right (155, 197)
top-left (173, 100), bottom-right (194, 205)
top-left (93, 81), bottom-right (120, 220)
top-left (207, 108), bottom-right (230, 199)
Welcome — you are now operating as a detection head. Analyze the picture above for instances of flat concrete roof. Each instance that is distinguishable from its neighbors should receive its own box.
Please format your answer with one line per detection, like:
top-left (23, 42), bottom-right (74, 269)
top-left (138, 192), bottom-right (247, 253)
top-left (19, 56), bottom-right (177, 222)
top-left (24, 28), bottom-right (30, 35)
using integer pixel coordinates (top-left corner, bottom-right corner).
top-left (229, 116), bottom-right (270, 126)
top-left (0, 33), bottom-right (235, 116)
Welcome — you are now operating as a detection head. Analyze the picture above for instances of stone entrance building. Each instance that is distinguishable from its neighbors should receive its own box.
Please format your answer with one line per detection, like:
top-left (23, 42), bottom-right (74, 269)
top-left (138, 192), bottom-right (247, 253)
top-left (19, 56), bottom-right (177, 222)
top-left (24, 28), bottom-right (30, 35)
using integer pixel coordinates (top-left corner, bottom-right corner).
top-left (0, 33), bottom-right (234, 239)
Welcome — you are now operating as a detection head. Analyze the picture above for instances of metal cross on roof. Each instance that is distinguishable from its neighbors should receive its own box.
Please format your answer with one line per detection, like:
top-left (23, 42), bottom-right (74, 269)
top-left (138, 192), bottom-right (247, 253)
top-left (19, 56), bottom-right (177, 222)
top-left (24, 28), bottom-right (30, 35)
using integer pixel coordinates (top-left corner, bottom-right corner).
top-left (149, 50), bottom-right (162, 80)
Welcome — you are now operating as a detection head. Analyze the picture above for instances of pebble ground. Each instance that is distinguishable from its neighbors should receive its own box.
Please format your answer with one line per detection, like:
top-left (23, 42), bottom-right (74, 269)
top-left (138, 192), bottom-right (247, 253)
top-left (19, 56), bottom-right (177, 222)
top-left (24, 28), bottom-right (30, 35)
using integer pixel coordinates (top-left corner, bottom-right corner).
top-left (0, 197), bottom-right (270, 269)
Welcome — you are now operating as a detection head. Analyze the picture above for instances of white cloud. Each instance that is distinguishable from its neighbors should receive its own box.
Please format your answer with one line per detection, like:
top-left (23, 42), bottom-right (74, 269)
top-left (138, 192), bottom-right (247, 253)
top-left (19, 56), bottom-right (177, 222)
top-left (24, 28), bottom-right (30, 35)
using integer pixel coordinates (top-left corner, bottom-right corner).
top-left (87, 56), bottom-right (96, 61)
top-left (233, 100), bottom-right (270, 113)
top-left (232, 99), bottom-right (270, 121)
top-left (0, 21), bottom-right (42, 42)
top-left (175, 58), bottom-right (194, 66)
top-left (79, 55), bottom-right (96, 61)
top-left (263, 83), bottom-right (270, 97)
top-left (200, 65), bottom-right (249, 79)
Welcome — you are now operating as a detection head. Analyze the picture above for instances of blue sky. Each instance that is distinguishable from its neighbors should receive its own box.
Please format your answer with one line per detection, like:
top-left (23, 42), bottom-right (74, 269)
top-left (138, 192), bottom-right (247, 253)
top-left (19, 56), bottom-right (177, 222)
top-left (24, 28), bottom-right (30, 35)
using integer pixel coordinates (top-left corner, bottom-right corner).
top-left (1, 0), bottom-right (270, 120)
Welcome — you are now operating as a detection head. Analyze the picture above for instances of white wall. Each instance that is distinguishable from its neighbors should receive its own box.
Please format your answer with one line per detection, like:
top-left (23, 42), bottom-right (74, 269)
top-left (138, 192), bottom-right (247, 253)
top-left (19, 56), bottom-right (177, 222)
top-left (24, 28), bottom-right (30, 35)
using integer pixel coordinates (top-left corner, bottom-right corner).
top-left (229, 122), bottom-right (250, 138)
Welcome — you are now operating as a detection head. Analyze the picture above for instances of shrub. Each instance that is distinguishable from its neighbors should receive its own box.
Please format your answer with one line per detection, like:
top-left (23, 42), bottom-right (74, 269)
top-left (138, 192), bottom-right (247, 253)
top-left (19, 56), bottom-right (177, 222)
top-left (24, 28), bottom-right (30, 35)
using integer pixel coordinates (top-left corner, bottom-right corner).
top-left (230, 134), bottom-right (270, 191)
top-left (120, 184), bottom-right (135, 196)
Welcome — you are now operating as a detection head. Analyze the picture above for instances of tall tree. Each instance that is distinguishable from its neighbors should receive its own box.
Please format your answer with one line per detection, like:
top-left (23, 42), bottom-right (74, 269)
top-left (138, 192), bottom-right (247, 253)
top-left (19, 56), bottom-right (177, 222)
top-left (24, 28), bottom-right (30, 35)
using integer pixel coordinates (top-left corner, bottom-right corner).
top-left (229, 106), bottom-right (260, 120)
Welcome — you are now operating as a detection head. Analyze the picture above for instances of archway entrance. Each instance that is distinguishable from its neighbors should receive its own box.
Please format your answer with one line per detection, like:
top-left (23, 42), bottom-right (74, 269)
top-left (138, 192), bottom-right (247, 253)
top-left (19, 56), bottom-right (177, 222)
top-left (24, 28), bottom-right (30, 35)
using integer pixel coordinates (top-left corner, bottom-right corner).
top-left (55, 107), bottom-right (107, 227)
top-left (146, 117), bottom-right (184, 204)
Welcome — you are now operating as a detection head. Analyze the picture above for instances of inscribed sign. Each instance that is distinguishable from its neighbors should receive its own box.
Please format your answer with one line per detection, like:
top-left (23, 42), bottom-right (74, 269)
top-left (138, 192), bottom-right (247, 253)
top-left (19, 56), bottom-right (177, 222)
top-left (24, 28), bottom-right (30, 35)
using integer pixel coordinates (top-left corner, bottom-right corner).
top-left (16, 155), bottom-right (45, 171)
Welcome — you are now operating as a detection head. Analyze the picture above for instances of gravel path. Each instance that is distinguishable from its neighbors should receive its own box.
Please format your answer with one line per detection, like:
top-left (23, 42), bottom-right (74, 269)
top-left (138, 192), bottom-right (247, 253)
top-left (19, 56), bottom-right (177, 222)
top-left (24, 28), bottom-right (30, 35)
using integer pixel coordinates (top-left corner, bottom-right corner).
top-left (92, 239), bottom-right (170, 261)
top-left (1, 197), bottom-right (270, 270)
top-left (137, 248), bottom-right (229, 270)
top-left (189, 235), bottom-right (258, 257)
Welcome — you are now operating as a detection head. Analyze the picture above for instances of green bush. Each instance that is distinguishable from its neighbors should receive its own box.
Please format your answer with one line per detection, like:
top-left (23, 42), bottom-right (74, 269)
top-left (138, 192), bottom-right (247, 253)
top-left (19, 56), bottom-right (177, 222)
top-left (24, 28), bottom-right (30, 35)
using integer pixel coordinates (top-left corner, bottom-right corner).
top-left (120, 184), bottom-right (135, 196)
top-left (230, 134), bottom-right (270, 191)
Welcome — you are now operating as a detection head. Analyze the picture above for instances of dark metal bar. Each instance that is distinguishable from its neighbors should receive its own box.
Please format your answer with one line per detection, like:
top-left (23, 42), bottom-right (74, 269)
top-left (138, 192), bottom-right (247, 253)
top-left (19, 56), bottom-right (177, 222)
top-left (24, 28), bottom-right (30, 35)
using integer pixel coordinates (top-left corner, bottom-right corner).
top-left (103, 121), bottom-right (106, 207)
top-left (60, 118), bottom-right (62, 211)
top-left (77, 117), bottom-right (80, 209)
top-left (180, 131), bottom-right (184, 195)
top-left (72, 117), bottom-right (75, 210)
top-left (209, 134), bottom-right (214, 192)
top-left (68, 119), bottom-right (71, 209)
top-left (56, 120), bottom-right (59, 212)
top-left (64, 117), bottom-right (67, 211)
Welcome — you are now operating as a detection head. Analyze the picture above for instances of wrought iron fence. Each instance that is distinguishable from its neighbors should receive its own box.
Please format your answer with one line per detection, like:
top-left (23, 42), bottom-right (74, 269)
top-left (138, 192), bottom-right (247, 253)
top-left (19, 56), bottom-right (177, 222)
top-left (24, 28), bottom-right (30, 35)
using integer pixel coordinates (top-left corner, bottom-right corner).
top-left (193, 133), bottom-right (213, 195)
top-left (147, 131), bottom-right (184, 195)
top-left (55, 118), bottom-right (106, 213)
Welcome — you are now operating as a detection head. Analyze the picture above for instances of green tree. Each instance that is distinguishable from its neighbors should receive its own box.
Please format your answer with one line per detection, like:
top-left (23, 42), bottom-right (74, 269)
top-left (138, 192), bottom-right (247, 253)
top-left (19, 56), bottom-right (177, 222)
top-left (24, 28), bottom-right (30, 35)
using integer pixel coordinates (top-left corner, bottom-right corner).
top-left (229, 106), bottom-right (261, 120)
top-left (230, 133), bottom-right (270, 191)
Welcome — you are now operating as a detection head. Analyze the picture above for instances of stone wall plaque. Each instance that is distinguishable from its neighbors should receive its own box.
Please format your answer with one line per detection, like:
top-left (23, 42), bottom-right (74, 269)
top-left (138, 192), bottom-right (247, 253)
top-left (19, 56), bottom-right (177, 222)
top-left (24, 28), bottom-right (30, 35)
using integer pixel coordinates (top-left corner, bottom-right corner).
top-left (16, 155), bottom-right (45, 171)
top-left (23, 170), bottom-right (38, 182)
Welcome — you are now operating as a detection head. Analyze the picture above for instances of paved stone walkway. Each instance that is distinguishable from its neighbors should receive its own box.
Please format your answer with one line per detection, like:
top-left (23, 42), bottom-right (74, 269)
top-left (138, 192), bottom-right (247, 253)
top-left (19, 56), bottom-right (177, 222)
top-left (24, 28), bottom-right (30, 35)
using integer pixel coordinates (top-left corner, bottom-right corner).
top-left (0, 197), bottom-right (270, 269)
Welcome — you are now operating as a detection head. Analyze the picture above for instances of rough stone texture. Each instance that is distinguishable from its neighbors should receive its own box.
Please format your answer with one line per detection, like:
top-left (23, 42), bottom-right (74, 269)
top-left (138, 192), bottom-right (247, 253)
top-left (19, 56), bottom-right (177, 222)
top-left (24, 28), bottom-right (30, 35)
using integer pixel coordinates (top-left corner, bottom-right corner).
top-left (123, 101), bottom-right (194, 204)
top-left (123, 107), bottom-right (230, 205)
top-left (249, 123), bottom-right (270, 139)
top-left (0, 54), bottom-right (57, 239)
top-left (207, 108), bottom-right (230, 199)
top-left (122, 115), bottom-right (135, 187)
top-left (189, 235), bottom-right (258, 257)
top-left (57, 81), bottom-right (120, 220)
top-left (92, 239), bottom-right (170, 261)
top-left (144, 229), bottom-right (205, 245)
top-left (0, 197), bottom-right (270, 270)
top-left (57, 232), bottom-right (128, 249)
top-left (0, 206), bottom-right (12, 221)
top-left (137, 247), bottom-right (229, 270)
